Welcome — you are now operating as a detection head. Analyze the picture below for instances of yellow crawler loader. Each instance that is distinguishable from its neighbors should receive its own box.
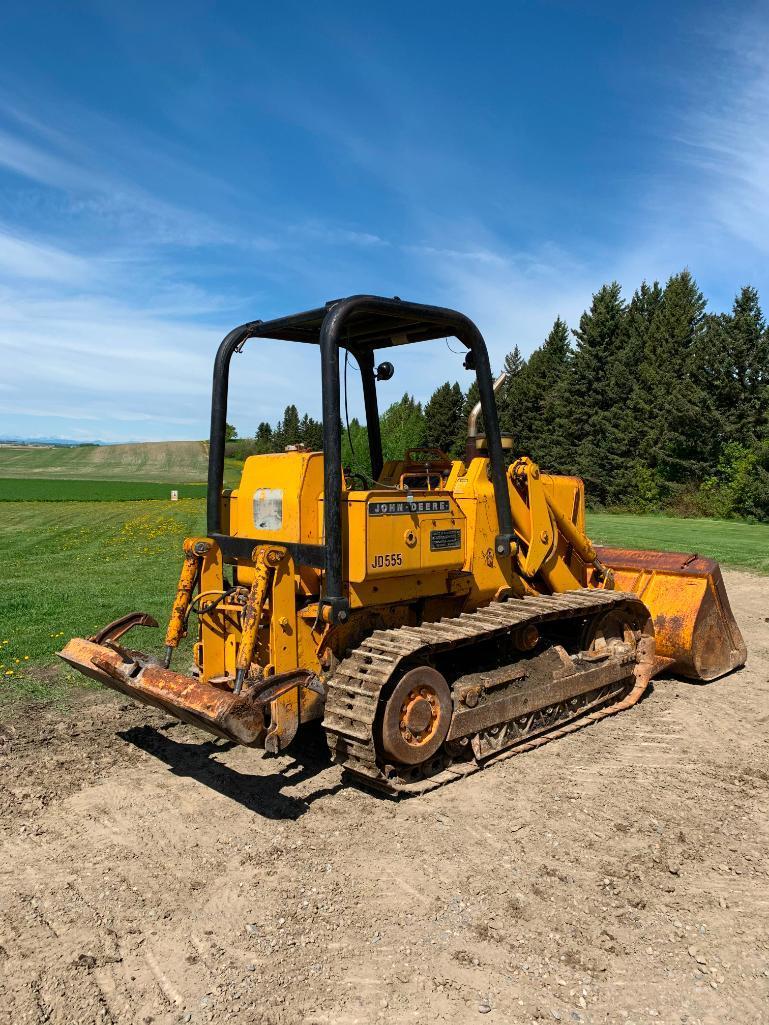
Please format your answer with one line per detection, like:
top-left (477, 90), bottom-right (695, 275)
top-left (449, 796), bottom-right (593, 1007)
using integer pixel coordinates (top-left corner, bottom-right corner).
top-left (60, 296), bottom-right (747, 793)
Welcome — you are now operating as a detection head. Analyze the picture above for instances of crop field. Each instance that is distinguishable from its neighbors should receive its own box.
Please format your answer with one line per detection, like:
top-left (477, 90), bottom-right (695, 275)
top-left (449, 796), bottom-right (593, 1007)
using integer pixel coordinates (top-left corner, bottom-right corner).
top-left (0, 441), bottom-right (245, 492)
top-left (0, 478), bottom-right (208, 501)
top-left (0, 440), bottom-right (210, 482)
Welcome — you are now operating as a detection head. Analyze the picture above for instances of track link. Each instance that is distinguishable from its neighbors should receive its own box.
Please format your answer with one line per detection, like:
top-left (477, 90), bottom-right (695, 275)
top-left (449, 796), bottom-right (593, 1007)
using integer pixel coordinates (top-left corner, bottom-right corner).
top-left (322, 590), bottom-right (655, 795)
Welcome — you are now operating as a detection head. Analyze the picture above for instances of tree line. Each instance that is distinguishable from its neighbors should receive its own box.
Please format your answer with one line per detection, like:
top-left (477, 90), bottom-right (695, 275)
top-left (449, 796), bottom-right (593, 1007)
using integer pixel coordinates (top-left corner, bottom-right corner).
top-left (226, 270), bottom-right (769, 521)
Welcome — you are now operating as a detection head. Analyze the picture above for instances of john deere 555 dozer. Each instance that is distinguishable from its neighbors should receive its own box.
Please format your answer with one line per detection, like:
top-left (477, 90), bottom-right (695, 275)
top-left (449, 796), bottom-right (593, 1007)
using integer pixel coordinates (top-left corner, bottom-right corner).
top-left (60, 296), bottom-right (746, 793)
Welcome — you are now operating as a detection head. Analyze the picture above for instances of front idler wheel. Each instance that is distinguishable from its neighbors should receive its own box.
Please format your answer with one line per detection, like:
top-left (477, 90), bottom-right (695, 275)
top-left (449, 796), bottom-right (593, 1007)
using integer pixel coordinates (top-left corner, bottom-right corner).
top-left (379, 665), bottom-right (453, 767)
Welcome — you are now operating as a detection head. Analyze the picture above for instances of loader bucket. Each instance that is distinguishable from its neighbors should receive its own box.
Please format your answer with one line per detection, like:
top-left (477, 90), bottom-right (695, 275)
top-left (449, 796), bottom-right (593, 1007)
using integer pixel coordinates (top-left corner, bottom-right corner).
top-left (595, 546), bottom-right (747, 681)
top-left (59, 637), bottom-right (306, 747)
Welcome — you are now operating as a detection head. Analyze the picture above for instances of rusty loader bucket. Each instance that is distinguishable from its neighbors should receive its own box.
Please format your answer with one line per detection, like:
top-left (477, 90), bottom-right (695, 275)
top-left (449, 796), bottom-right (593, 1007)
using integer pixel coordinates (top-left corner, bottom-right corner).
top-left (596, 546), bottom-right (747, 681)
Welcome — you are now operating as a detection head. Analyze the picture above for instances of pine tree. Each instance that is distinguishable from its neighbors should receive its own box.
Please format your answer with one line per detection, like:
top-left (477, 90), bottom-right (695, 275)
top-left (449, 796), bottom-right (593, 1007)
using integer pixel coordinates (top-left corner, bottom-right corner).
top-left (503, 344), bottom-right (524, 378)
top-left (641, 270), bottom-right (713, 484)
top-left (498, 344), bottom-right (525, 443)
top-left (699, 286), bottom-right (769, 448)
top-left (423, 382), bottom-right (465, 456)
top-left (341, 417), bottom-right (371, 478)
top-left (254, 421), bottom-right (274, 453)
top-left (459, 379), bottom-right (480, 459)
top-left (609, 281), bottom-right (665, 505)
top-left (299, 413), bottom-right (324, 451)
top-left (557, 283), bottom-right (629, 502)
top-left (503, 318), bottom-right (571, 470)
top-left (273, 404), bottom-right (301, 450)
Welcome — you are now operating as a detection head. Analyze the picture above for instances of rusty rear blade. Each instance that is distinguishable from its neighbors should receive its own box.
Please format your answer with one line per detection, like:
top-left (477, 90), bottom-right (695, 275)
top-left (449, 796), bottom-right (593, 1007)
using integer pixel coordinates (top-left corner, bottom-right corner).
top-left (596, 546), bottom-right (747, 681)
top-left (58, 637), bottom-right (307, 747)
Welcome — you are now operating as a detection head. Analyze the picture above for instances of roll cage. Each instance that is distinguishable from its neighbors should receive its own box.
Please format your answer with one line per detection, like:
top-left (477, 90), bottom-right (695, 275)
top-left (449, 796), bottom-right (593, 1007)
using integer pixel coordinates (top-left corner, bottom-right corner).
top-left (208, 294), bottom-right (515, 622)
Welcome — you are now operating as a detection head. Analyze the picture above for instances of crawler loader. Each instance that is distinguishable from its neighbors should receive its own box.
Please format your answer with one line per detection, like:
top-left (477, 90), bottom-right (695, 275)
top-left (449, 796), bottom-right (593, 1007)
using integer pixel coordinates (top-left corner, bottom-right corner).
top-left (60, 296), bottom-right (747, 793)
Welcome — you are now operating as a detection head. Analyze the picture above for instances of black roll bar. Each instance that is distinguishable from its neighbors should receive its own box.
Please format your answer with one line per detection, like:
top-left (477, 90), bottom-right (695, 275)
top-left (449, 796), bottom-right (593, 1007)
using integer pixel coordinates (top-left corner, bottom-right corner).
top-left (206, 296), bottom-right (515, 624)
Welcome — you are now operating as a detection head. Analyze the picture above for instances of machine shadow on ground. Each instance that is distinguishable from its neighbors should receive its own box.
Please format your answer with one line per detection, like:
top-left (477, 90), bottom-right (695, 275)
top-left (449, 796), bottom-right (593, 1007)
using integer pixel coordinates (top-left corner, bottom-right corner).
top-left (118, 721), bottom-right (342, 819)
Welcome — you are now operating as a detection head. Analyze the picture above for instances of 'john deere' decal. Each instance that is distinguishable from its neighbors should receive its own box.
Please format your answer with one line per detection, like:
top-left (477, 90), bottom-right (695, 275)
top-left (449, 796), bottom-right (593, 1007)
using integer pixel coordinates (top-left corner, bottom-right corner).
top-left (368, 499), bottom-right (451, 516)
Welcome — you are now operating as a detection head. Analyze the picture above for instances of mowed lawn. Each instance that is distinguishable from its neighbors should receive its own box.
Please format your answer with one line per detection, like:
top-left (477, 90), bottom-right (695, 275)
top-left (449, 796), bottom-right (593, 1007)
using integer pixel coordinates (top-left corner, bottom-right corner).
top-left (1, 499), bottom-right (765, 708)
top-left (0, 499), bottom-right (206, 704)
top-left (587, 512), bottom-right (769, 575)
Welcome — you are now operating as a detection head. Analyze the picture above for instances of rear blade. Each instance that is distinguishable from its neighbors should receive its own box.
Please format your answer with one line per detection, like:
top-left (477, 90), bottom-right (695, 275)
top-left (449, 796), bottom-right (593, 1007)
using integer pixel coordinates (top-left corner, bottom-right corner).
top-left (596, 546), bottom-right (747, 681)
top-left (58, 637), bottom-right (275, 746)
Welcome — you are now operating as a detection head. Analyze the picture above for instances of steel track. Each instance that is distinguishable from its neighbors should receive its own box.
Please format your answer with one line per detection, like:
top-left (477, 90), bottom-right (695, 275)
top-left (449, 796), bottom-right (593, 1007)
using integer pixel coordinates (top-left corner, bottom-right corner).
top-left (322, 589), bottom-right (654, 795)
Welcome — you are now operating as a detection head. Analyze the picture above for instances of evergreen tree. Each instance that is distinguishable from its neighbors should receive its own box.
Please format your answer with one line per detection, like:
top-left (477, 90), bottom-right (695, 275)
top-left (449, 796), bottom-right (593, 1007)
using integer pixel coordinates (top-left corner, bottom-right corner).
top-left (341, 417), bottom-right (371, 478)
top-left (254, 421), bottom-right (274, 453)
top-left (503, 318), bottom-right (571, 470)
top-left (273, 404), bottom-right (301, 449)
top-left (498, 344), bottom-right (526, 443)
top-left (557, 283), bottom-right (629, 502)
top-left (609, 281), bottom-right (665, 505)
top-left (423, 382), bottom-right (465, 456)
top-left (299, 413), bottom-right (324, 451)
top-left (699, 286), bottom-right (769, 448)
top-left (641, 270), bottom-right (713, 484)
top-left (503, 344), bottom-right (524, 378)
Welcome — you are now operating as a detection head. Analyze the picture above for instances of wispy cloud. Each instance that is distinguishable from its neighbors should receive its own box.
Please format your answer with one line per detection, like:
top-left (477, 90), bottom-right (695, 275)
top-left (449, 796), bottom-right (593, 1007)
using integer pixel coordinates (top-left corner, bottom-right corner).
top-left (0, 227), bottom-right (90, 283)
top-left (663, 15), bottom-right (769, 258)
top-left (0, 98), bottom-right (235, 249)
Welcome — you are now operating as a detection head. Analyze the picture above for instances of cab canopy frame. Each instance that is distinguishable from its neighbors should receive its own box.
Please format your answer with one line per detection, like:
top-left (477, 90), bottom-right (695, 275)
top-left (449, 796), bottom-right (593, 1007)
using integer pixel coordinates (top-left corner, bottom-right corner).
top-left (208, 294), bottom-right (514, 622)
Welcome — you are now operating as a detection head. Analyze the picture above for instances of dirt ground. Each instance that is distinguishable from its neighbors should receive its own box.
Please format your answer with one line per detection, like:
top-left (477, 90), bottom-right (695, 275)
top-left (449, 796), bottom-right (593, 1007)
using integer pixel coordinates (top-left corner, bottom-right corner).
top-left (1, 571), bottom-right (767, 1025)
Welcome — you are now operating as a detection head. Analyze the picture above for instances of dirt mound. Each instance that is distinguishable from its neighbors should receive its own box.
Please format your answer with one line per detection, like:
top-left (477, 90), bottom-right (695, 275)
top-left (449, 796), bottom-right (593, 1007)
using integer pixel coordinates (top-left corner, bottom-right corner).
top-left (1, 571), bottom-right (767, 1025)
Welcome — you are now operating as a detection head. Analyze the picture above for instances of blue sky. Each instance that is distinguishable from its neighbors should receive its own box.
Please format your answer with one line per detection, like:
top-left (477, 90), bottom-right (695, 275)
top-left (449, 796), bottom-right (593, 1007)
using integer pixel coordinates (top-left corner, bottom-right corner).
top-left (1, 1), bottom-right (768, 442)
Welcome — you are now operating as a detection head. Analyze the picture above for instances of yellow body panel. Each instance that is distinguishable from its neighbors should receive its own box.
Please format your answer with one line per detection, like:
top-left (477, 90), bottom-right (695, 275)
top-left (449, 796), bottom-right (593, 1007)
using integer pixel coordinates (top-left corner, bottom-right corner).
top-left (229, 450), bottom-right (324, 545)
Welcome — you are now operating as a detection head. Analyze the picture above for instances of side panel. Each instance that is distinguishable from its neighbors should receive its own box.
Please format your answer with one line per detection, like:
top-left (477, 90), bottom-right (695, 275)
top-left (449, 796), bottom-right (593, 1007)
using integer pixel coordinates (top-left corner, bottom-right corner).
top-left (346, 492), bottom-right (466, 584)
top-left (234, 451), bottom-right (324, 545)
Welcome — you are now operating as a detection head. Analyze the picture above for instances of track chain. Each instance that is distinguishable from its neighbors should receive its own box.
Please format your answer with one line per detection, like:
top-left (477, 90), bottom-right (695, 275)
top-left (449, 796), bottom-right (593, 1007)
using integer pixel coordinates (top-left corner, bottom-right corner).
top-left (322, 589), bottom-right (648, 795)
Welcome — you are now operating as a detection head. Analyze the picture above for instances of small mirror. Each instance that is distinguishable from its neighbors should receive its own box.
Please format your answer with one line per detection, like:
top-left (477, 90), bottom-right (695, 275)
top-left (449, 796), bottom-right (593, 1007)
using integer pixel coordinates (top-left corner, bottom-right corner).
top-left (375, 361), bottom-right (394, 381)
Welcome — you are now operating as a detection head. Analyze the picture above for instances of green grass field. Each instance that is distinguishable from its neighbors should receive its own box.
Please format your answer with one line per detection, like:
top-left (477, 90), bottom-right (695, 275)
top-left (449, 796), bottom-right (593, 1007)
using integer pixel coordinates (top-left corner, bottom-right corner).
top-left (0, 499), bottom-right (206, 705)
top-left (587, 512), bottom-right (769, 575)
top-left (0, 478), bottom-right (209, 501)
top-left (0, 500), bottom-right (764, 709)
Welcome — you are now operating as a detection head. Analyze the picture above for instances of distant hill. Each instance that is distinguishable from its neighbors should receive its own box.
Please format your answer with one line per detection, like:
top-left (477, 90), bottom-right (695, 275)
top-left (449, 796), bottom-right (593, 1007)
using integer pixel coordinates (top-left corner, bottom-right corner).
top-left (0, 436), bottom-right (102, 447)
top-left (0, 440), bottom-right (211, 483)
